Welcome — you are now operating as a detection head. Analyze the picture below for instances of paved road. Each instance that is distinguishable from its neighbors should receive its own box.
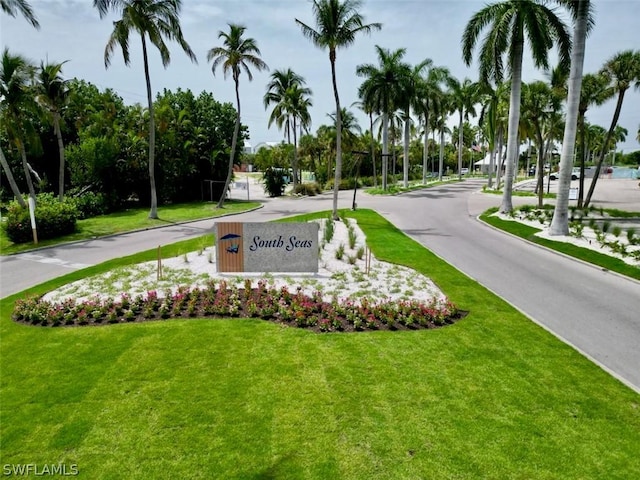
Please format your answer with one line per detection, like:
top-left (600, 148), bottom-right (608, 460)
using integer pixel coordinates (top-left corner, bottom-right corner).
top-left (1, 180), bottom-right (639, 392)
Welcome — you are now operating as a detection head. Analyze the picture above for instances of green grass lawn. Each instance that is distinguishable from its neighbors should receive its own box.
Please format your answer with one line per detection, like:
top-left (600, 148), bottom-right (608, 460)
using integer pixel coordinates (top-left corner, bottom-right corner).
top-left (1, 210), bottom-right (639, 479)
top-left (366, 178), bottom-right (461, 195)
top-left (480, 207), bottom-right (640, 281)
top-left (0, 200), bottom-right (261, 255)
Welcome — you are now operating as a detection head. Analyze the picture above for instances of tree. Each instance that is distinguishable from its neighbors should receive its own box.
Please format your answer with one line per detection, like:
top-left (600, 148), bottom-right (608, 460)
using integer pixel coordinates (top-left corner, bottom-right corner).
top-left (415, 65), bottom-right (449, 184)
top-left (0, 49), bottom-right (39, 208)
top-left (584, 49), bottom-right (640, 207)
top-left (35, 61), bottom-right (70, 201)
top-left (447, 77), bottom-right (479, 179)
top-left (263, 69), bottom-right (312, 188)
top-left (351, 100), bottom-right (377, 186)
top-left (550, 0), bottom-right (595, 235)
top-left (296, 0), bottom-right (381, 219)
top-left (0, 0), bottom-right (39, 28)
top-left (94, 0), bottom-right (197, 219)
top-left (208, 23), bottom-right (268, 208)
top-left (462, 0), bottom-right (571, 213)
top-left (356, 46), bottom-right (406, 191)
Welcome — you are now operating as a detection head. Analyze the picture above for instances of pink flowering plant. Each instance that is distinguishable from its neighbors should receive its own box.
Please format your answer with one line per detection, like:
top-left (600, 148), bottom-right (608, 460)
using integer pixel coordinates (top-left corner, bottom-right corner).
top-left (13, 280), bottom-right (461, 332)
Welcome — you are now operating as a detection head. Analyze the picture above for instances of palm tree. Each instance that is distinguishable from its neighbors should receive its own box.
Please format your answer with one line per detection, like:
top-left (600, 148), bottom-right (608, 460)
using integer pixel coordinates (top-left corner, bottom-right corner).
top-left (550, 0), bottom-right (595, 235)
top-left (414, 65), bottom-right (449, 184)
top-left (462, 0), bottom-right (571, 213)
top-left (0, 1), bottom-right (38, 208)
top-left (584, 49), bottom-right (640, 207)
top-left (351, 99), bottom-right (377, 186)
top-left (1, 0), bottom-right (38, 27)
top-left (208, 24), bottom-right (268, 209)
top-left (35, 61), bottom-right (70, 201)
top-left (264, 68), bottom-right (312, 188)
top-left (94, 0), bottom-right (197, 219)
top-left (296, 0), bottom-right (381, 219)
top-left (356, 46), bottom-right (406, 191)
top-left (478, 80), bottom-right (509, 188)
top-left (636, 124), bottom-right (640, 144)
top-left (447, 77), bottom-right (479, 180)
top-left (0, 49), bottom-right (38, 208)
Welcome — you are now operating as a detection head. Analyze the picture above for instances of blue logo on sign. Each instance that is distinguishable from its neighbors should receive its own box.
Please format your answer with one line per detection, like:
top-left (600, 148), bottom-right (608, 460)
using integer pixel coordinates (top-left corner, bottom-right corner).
top-left (219, 233), bottom-right (241, 254)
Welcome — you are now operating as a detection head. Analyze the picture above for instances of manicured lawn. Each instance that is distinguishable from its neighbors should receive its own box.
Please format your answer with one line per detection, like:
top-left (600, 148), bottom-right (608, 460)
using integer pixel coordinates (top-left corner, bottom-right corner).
top-left (366, 178), bottom-right (460, 195)
top-left (1, 210), bottom-right (639, 479)
top-left (0, 200), bottom-right (261, 255)
top-left (480, 207), bottom-right (640, 281)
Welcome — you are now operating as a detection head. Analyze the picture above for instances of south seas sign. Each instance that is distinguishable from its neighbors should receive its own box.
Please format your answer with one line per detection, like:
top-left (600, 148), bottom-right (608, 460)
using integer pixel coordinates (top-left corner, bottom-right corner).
top-left (214, 222), bottom-right (319, 273)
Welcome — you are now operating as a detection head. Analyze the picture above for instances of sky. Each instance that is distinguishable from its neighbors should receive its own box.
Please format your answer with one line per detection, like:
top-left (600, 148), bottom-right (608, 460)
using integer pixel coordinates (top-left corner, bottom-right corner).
top-left (1, 0), bottom-right (639, 153)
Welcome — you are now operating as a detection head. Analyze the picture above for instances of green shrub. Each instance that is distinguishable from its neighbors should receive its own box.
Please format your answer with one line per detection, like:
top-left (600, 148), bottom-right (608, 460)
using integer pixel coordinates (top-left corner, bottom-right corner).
top-left (70, 190), bottom-right (108, 219)
top-left (3, 193), bottom-right (78, 244)
top-left (325, 177), bottom-right (359, 190)
top-left (262, 167), bottom-right (287, 197)
top-left (293, 182), bottom-right (322, 196)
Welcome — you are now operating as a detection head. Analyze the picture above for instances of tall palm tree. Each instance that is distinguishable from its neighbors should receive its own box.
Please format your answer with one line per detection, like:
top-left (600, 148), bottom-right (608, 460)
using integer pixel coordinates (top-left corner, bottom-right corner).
top-left (0, 1), bottom-right (38, 208)
top-left (356, 46), bottom-right (406, 191)
top-left (550, 0), bottom-right (595, 235)
top-left (584, 49), bottom-right (640, 207)
top-left (208, 24), bottom-right (268, 209)
top-left (478, 80), bottom-right (509, 188)
top-left (0, 0), bottom-right (38, 27)
top-left (0, 49), bottom-right (38, 208)
top-left (351, 99), bottom-right (377, 186)
top-left (414, 65), bottom-right (449, 184)
top-left (35, 61), bottom-right (70, 201)
top-left (396, 59), bottom-right (431, 187)
top-left (296, 0), bottom-right (381, 219)
top-left (447, 76), bottom-right (479, 180)
top-left (94, 0), bottom-right (197, 219)
top-left (462, 0), bottom-right (571, 213)
top-left (264, 68), bottom-right (312, 188)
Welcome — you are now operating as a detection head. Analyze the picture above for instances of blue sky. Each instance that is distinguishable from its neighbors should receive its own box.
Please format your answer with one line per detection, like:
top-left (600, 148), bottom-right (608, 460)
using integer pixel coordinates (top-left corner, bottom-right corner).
top-left (2, 0), bottom-right (639, 152)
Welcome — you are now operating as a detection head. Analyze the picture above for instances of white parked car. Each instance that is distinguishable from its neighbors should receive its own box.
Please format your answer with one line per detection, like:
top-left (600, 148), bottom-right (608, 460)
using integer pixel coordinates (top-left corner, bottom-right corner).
top-left (550, 168), bottom-right (581, 181)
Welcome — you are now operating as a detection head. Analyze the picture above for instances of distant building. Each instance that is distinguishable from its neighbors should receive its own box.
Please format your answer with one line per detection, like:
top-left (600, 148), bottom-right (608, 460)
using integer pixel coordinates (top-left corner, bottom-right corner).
top-left (253, 141), bottom-right (281, 153)
top-left (243, 141), bottom-right (252, 154)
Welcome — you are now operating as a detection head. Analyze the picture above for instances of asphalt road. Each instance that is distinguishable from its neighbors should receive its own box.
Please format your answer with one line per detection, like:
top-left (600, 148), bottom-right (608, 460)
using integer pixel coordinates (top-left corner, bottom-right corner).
top-left (1, 179), bottom-right (639, 392)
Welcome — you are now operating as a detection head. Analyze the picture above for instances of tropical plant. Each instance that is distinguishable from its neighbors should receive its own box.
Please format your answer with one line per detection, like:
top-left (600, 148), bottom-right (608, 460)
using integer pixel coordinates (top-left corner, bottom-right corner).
top-left (264, 68), bottom-right (312, 188)
top-left (462, 0), bottom-right (571, 213)
top-left (584, 49), bottom-right (640, 207)
top-left (550, 0), bottom-right (595, 235)
top-left (208, 23), bottom-right (268, 208)
top-left (296, 0), bottom-right (381, 219)
top-left (0, 0), bottom-right (38, 27)
top-left (356, 46), bottom-right (406, 190)
top-left (35, 61), bottom-right (70, 201)
top-left (351, 99), bottom-right (377, 186)
top-left (94, 0), bottom-right (197, 219)
top-left (0, 48), bottom-right (38, 207)
top-left (447, 76), bottom-right (480, 180)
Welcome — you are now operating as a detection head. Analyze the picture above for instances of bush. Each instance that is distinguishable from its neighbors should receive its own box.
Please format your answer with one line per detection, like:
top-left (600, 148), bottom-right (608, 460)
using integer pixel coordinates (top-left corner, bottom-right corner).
top-left (262, 167), bottom-right (287, 197)
top-left (70, 190), bottom-right (108, 219)
top-left (325, 177), bottom-right (359, 190)
top-left (293, 182), bottom-right (322, 196)
top-left (3, 193), bottom-right (78, 244)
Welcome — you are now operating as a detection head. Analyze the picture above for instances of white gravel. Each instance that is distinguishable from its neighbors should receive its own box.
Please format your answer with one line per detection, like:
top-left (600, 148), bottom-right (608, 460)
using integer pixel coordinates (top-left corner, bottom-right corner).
top-left (42, 218), bottom-right (448, 306)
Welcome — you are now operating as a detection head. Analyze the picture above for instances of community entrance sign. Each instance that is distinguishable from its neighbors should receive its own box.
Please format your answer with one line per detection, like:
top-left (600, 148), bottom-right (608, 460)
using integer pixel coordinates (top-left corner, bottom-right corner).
top-left (214, 222), bottom-right (319, 273)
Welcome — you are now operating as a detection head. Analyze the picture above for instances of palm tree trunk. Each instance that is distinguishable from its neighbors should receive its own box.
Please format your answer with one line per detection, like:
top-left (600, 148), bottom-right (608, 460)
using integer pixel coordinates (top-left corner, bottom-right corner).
top-left (54, 111), bottom-right (66, 201)
top-left (550, 0), bottom-right (589, 235)
top-left (19, 141), bottom-right (36, 201)
top-left (292, 116), bottom-right (299, 190)
top-left (142, 35), bottom-right (158, 219)
top-left (382, 112), bottom-right (389, 190)
top-left (584, 89), bottom-right (626, 208)
top-left (218, 75), bottom-right (241, 209)
top-left (438, 128), bottom-right (445, 181)
top-left (536, 133), bottom-right (545, 208)
top-left (488, 148), bottom-right (495, 188)
top-left (403, 109), bottom-right (410, 187)
top-left (457, 110), bottom-right (463, 180)
top-left (495, 127), bottom-right (504, 189)
top-left (577, 110), bottom-right (587, 208)
top-left (500, 34), bottom-right (524, 213)
top-left (369, 112), bottom-right (376, 187)
top-left (329, 50), bottom-right (341, 220)
top-left (0, 146), bottom-right (27, 208)
top-left (422, 112), bottom-right (430, 184)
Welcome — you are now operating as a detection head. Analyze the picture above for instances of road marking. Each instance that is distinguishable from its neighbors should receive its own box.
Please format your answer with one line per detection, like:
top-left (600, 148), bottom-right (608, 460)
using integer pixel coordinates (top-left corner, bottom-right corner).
top-left (18, 253), bottom-right (90, 270)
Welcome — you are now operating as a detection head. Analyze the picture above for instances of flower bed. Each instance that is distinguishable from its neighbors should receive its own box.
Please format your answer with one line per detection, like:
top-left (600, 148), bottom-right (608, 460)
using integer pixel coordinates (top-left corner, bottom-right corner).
top-left (13, 280), bottom-right (462, 333)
